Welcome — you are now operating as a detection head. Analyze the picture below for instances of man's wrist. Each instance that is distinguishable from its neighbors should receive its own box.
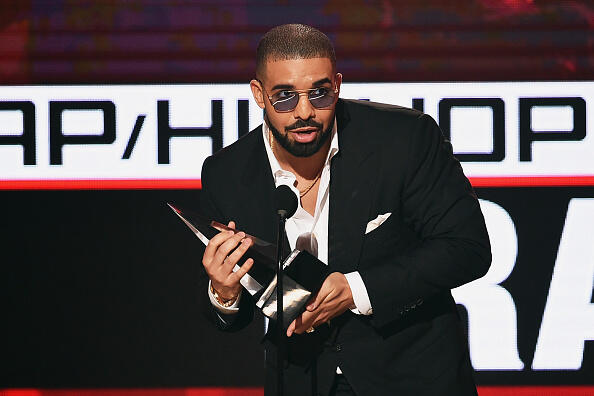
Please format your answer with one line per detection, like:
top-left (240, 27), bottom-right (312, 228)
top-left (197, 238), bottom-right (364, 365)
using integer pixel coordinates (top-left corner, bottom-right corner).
top-left (344, 271), bottom-right (373, 315)
top-left (210, 283), bottom-right (239, 307)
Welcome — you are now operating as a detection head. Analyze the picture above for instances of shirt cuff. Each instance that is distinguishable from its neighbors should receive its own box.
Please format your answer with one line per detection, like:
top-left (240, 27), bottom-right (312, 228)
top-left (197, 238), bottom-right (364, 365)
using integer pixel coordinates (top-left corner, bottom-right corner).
top-left (344, 271), bottom-right (373, 315)
top-left (208, 280), bottom-right (241, 315)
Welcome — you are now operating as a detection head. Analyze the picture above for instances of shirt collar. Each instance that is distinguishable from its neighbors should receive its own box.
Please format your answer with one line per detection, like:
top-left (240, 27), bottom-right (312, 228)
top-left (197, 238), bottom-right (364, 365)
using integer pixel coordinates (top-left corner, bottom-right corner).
top-left (262, 118), bottom-right (339, 180)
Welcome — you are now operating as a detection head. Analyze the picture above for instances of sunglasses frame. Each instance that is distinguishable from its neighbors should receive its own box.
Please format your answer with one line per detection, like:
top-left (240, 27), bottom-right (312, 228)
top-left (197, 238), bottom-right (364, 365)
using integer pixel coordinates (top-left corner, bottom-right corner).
top-left (257, 79), bottom-right (339, 113)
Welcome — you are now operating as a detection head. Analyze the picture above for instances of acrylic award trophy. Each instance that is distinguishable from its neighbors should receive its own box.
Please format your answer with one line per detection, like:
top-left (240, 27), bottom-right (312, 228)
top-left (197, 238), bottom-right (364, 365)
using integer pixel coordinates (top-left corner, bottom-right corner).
top-left (167, 203), bottom-right (330, 328)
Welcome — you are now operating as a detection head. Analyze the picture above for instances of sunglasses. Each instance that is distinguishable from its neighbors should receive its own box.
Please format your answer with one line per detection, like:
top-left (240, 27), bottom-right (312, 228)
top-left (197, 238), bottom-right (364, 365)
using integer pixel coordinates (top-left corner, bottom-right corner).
top-left (259, 80), bottom-right (338, 112)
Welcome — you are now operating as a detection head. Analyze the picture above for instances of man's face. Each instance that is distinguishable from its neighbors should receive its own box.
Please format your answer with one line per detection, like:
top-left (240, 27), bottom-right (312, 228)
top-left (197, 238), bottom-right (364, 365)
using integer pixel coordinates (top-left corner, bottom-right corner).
top-left (250, 57), bottom-right (342, 157)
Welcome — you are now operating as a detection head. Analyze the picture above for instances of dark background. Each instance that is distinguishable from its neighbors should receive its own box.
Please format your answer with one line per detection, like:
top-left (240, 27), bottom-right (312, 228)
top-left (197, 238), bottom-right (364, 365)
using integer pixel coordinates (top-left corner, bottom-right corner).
top-left (2, 188), bottom-right (594, 387)
top-left (0, 0), bottom-right (592, 84)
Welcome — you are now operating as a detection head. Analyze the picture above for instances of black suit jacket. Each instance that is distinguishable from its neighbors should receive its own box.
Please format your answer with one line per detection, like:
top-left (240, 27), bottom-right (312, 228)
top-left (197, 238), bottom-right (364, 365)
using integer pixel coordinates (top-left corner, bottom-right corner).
top-left (199, 99), bottom-right (491, 396)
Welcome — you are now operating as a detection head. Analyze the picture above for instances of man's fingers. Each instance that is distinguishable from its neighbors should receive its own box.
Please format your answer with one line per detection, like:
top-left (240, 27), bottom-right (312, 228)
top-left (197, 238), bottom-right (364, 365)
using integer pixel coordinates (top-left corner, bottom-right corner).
top-left (306, 284), bottom-right (332, 311)
top-left (305, 294), bottom-right (318, 312)
top-left (286, 319), bottom-right (296, 337)
top-left (292, 311), bottom-right (317, 335)
top-left (213, 231), bottom-right (246, 264)
top-left (204, 229), bottom-right (235, 262)
top-left (232, 257), bottom-right (254, 281)
top-left (223, 237), bottom-right (252, 272)
top-left (204, 220), bottom-right (237, 260)
top-left (288, 314), bottom-right (304, 337)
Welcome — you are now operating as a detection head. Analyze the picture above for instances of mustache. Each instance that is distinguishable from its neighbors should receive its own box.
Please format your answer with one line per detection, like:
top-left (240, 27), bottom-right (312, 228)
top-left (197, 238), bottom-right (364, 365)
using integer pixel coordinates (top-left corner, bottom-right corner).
top-left (285, 119), bottom-right (323, 132)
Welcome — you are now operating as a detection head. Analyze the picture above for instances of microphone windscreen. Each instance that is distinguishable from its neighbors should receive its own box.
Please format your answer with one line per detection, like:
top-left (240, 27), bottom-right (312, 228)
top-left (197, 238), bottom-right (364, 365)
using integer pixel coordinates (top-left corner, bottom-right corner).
top-left (275, 185), bottom-right (298, 218)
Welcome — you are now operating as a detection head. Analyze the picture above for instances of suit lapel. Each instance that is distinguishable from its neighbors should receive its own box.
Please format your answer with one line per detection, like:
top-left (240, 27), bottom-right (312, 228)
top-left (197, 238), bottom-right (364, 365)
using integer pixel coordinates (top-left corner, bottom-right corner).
top-left (236, 128), bottom-right (278, 244)
top-left (329, 100), bottom-right (380, 273)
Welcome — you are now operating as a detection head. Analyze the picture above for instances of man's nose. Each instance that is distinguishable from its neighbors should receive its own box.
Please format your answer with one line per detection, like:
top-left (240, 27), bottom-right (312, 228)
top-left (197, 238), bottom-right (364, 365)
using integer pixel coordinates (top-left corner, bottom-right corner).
top-left (293, 92), bottom-right (315, 120)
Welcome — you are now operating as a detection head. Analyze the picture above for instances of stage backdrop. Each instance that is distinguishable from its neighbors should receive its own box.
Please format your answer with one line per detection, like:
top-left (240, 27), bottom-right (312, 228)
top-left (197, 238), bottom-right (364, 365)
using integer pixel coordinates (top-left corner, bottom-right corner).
top-left (1, 82), bottom-right (593, 396)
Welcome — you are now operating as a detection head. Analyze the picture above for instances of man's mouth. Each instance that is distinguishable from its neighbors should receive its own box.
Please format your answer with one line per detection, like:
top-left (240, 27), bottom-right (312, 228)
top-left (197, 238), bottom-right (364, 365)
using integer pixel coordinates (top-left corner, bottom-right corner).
top-left (289, 128), bottom-right (318, 143)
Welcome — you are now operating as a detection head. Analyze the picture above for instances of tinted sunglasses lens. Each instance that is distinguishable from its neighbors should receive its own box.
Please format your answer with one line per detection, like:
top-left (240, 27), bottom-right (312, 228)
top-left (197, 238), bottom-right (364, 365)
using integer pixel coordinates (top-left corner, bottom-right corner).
top-left (273, 95), bottom-right (299, 112)
top-left (310, 91), bottom-right (335, 109)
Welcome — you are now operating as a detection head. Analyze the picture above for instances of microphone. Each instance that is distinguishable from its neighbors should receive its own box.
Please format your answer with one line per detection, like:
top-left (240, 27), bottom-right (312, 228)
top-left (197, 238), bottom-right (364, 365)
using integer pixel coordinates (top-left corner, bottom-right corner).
top-left (273, 185), bottom-right (297, 394)
top-left (275, 185), bottom-right (298, 219)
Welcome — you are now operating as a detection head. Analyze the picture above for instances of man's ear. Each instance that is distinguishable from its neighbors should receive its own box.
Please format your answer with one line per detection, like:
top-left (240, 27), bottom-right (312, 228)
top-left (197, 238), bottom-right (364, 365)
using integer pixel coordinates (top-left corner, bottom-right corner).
top-left (335, 72), bottom-right (343, 95)
top-left (250, 79), bottom-right (265, 109)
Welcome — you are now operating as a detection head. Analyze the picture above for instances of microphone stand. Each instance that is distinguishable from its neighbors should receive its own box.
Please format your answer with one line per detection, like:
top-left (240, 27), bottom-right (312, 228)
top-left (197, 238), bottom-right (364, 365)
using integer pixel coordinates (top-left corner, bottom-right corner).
top-left (276, 209), bottom-right (288, 396)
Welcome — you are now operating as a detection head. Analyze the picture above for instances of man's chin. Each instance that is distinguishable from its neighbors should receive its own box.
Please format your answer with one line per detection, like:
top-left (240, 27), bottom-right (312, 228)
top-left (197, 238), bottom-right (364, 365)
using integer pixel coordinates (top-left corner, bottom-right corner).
top-left (282, 140), bottom-right (321, 157)
top-left (267, 116), bottom-right (333, 157)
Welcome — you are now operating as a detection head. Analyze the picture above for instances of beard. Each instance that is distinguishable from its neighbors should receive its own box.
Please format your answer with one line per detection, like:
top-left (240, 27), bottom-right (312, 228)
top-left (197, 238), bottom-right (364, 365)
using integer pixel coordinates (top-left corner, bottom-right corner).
top-left (266, 114), bottom-right (334, 158)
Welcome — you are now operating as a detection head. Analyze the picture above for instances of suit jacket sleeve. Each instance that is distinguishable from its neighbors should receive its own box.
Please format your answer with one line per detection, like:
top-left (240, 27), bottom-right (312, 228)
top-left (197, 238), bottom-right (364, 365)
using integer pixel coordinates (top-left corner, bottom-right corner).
top-left (198, 155), bottom-right (256, 332)
top-left (359, 113), bottom-right (491, 328)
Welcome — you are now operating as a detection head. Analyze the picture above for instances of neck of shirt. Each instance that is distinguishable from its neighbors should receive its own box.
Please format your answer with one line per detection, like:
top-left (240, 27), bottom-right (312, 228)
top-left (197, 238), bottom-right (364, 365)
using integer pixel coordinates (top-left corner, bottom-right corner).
top-left (262, 119), bottom-right (339, 264)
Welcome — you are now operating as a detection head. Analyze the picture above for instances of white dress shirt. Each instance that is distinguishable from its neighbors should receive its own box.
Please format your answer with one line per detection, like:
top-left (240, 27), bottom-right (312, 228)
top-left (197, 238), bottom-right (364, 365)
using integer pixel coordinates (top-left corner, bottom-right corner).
top-left (208, 121), bottom-right (373, 318)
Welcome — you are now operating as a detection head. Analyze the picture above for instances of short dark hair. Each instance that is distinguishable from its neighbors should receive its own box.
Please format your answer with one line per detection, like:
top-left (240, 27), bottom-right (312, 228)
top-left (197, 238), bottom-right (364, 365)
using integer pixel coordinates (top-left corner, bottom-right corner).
top-left (256, 24), bottom-right (336, 79)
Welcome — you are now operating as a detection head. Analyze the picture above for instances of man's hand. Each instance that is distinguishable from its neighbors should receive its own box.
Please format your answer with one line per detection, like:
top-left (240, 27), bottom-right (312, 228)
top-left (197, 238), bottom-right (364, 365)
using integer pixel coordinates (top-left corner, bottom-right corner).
top-left (286, 272), bottom-right (355, 337)
top-left (202, 221), bottom-right (254, 301)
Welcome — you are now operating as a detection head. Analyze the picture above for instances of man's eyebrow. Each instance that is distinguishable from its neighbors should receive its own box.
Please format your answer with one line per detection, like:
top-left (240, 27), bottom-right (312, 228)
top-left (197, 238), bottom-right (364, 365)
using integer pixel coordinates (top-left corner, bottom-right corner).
top-left (270, 78), bottom-right (332, 91)
top-left (271, 83), bottom-right (295, 91)
top-left (312, 78), bottom-right (332, 86)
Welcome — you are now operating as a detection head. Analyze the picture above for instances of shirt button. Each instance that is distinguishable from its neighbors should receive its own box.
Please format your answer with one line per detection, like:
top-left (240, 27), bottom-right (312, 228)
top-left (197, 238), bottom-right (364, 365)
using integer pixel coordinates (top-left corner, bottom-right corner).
top-left (334, 344), bottom-right (342, 352)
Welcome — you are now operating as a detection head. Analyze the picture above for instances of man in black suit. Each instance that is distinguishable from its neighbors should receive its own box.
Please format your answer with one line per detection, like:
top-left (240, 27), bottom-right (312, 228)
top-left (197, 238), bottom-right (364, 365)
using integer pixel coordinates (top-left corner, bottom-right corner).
top-left (199, 24), bottom-right (491, 396)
